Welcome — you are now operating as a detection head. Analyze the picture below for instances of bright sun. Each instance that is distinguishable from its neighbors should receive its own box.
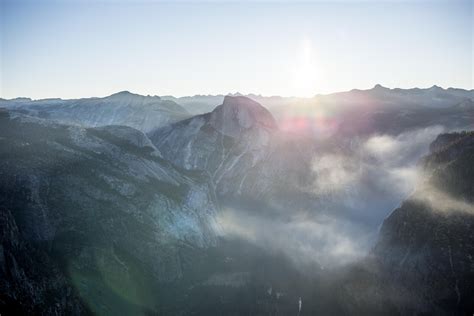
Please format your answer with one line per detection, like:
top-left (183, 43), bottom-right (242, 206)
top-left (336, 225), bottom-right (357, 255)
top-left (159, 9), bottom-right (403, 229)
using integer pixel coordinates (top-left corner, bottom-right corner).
top-left (291, 38), bottom-right (322, 98)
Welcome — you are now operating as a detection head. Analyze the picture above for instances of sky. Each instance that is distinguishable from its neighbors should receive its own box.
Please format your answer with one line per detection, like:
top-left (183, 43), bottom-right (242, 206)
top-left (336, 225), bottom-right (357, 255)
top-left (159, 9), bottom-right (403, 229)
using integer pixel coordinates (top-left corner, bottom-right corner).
top-left (0, 0), bottom-right (472, 99)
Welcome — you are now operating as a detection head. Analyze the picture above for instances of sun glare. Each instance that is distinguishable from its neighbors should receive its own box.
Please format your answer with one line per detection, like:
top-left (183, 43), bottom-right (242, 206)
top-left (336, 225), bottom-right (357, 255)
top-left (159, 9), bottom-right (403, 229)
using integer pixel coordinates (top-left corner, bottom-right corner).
top-left (291, 38), bottom-right (322, 97)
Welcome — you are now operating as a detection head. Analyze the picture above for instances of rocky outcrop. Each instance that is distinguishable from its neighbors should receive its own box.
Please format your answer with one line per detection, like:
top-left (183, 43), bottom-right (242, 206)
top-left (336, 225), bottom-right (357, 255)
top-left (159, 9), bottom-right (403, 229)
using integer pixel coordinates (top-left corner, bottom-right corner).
top-left (208, 96), bottom-right (278, 136)
top-left (149, 96), bottom-right (314, 200)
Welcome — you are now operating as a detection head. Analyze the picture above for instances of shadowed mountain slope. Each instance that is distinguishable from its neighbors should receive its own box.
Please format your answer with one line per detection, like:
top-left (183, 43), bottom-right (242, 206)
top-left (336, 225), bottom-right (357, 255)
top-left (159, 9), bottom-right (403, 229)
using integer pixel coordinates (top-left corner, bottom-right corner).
top-left (0, 109), bottom-right (219, 314)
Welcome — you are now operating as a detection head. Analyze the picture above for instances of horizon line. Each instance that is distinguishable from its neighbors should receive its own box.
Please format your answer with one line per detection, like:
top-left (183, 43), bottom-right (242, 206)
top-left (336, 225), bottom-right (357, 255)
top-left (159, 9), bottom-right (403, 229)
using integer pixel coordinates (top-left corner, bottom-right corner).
top-left (2, 84), bottom-right (473, 101)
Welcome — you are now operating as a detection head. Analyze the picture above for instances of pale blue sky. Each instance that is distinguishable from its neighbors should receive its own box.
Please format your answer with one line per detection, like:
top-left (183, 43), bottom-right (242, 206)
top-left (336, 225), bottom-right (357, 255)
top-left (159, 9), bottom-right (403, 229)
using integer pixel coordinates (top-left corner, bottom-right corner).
top-left (1, 0), bottom-right (472, 99)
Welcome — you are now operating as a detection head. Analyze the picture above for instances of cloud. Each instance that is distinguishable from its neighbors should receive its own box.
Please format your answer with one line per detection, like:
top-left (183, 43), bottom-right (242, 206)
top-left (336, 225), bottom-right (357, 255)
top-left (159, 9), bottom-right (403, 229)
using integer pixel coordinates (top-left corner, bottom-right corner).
top-left (311, 153), bottom-right (362, 194)
top-left (217, 126), bottom-right (452, 270)
top-left (217, 207), bottom-right (366, 269)
top-left (311, 125), bottom-right (445, 206)
top-left (363, 125), bottom-right (445, 166)
top-left (413, 182), bottom-right (474, 215)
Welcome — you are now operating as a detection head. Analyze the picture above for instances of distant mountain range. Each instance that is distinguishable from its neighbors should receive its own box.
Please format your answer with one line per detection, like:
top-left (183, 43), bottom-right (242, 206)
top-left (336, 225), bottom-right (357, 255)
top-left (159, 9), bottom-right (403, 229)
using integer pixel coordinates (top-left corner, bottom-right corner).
top-left (160, 85), bottom-right (474, 117)
top-left (3, 85), bottom-right (472, 137)
top-left (0, 91), bottom-right (191, 133)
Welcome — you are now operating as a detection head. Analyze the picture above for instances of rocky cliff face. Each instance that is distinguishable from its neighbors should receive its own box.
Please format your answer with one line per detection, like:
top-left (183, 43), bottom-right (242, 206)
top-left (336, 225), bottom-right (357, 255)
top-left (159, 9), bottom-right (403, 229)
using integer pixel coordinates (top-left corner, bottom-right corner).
top-left (149, 96), bottom-right (314, 200)
top-left (341, 132), bottom-right (474, 315)
top-left (0, 109), bottom-right (219, 314)
top-left (0, 91), bottom-right (190, 133)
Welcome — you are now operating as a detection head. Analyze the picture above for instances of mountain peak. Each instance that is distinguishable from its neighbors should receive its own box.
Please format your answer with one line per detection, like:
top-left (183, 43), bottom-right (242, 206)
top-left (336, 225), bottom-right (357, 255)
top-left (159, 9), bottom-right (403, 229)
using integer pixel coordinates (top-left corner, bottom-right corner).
top-left (209, 96), bottom-right (277, 136)
top-left (106, 91), bottom-right (161, 102)
top-left (372, 84), bottom-right (388, 91)
top-left (222, 95), bottom-right (261, 107)
top-left (428, 85), bottom-right (443, 91)
top-left (110, 90), bottom-right (135, 97)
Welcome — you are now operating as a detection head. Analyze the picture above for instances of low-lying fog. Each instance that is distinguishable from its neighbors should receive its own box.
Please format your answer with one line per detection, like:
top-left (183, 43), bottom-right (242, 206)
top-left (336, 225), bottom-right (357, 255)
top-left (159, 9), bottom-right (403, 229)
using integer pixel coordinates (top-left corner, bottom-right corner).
top-left (217, 125), bottom-right (461, 269)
